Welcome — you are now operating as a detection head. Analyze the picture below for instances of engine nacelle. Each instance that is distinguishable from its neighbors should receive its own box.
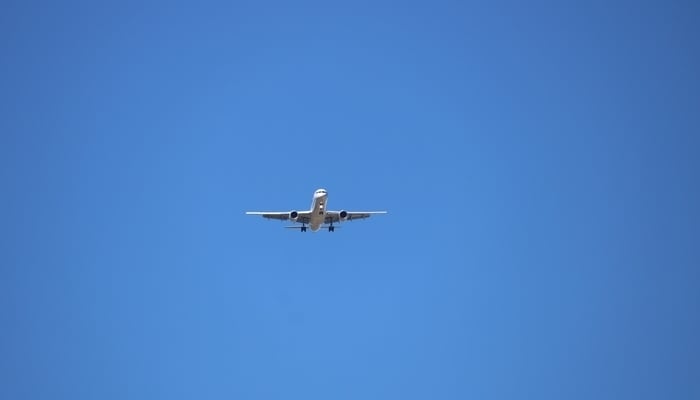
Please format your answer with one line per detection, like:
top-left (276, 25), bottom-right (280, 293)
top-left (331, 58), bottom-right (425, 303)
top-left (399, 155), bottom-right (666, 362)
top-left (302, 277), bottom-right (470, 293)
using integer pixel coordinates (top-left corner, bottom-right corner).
top-left (289, 210), bottom-right (299, 221)
top-left (339, 210), bottom-right (349, 221)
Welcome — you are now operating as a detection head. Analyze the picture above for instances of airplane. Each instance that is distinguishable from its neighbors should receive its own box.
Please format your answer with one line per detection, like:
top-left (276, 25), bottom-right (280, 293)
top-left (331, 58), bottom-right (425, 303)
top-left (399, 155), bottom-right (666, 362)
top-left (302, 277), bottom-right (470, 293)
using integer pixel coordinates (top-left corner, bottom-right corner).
top-left (245, 188), bottom-right (387, 232)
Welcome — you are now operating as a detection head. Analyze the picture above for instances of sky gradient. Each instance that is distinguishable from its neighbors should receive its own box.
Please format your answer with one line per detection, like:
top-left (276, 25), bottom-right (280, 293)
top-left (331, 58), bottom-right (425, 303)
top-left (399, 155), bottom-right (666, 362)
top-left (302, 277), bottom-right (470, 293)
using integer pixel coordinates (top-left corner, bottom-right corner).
top-left (2, 1), bottom-right (699, 399)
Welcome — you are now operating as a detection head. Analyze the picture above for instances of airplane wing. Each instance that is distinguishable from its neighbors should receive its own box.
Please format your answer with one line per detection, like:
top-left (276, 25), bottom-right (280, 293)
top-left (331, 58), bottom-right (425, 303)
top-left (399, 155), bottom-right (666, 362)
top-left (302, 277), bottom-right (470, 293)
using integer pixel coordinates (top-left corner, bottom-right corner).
top-left (324, 211), bottom-right (387, 224)
top-left (245, 211), bottom-right (312, 224)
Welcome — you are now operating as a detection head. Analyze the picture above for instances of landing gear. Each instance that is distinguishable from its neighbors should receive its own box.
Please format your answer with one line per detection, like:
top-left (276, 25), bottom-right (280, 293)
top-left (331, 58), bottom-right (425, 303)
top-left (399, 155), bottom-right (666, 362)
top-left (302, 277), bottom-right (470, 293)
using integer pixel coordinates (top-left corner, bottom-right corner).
top-left (301, 225), bottom-right (307, 232)
top-left (328, 223), bottom-right (335, 232)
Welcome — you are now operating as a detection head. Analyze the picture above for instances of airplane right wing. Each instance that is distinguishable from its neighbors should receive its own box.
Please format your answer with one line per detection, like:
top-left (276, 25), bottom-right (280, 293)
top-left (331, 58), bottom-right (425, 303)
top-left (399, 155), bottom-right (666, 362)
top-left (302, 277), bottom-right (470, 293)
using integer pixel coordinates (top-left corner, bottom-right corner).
top-left (245, 211), bottom-right (311, 224)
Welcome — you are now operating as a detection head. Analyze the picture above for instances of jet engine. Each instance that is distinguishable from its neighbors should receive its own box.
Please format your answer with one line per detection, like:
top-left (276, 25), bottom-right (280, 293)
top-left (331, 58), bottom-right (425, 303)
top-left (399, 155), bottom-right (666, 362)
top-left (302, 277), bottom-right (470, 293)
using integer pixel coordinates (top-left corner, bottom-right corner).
top-left (289, 211), bottom-right (299, 221)
top-left (339, 210), bottom-right (349, 221)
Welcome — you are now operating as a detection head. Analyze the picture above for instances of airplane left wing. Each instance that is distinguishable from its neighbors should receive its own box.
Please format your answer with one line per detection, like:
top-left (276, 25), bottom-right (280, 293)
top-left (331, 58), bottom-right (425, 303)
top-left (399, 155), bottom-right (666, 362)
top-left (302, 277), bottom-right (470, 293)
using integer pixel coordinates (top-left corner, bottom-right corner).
top-left (324, 211), bottom-right (387, 223)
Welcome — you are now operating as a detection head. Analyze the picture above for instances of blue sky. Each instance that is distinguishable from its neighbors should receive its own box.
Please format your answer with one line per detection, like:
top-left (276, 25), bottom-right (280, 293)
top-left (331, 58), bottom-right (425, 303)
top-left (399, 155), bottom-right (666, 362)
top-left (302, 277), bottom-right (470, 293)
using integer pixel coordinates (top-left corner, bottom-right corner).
top-left (2, 1), bottom-right (699, 399)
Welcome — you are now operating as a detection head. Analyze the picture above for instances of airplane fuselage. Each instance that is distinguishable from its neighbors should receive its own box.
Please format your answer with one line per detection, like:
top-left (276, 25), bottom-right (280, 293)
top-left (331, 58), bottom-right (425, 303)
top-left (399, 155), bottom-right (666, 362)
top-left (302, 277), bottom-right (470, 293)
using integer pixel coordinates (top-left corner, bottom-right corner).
top-left (307, 190), bottom-right (328, 232)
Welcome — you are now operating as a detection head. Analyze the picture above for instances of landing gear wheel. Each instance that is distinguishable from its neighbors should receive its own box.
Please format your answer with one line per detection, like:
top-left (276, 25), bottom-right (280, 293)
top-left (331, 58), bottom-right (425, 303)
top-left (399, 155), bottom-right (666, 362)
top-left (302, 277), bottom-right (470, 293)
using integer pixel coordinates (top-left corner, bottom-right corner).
top-left (328, 226), bottom-right (335, 232)
top-left (301, 226), bottom-right (307, 232)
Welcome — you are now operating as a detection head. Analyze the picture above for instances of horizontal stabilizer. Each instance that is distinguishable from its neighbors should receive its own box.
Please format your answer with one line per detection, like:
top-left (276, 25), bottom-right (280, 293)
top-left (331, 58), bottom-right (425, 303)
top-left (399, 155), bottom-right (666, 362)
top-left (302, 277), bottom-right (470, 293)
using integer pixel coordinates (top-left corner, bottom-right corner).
top-left (284, 225), bottom-right (341, 229)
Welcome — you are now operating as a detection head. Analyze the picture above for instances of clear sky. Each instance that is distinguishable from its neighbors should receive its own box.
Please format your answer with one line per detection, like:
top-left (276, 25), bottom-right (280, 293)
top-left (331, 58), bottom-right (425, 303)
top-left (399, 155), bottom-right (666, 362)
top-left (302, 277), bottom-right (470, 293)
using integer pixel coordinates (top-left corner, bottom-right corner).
top-left (2, 1), bottom-right (699, 399)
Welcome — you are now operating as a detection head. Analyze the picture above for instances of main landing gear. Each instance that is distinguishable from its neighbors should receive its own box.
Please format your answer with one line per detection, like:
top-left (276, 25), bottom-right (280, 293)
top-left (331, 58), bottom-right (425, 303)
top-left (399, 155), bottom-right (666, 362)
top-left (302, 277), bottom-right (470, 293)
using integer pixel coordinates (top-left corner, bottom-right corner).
top-left (298, 224), bottom-right (333, 232)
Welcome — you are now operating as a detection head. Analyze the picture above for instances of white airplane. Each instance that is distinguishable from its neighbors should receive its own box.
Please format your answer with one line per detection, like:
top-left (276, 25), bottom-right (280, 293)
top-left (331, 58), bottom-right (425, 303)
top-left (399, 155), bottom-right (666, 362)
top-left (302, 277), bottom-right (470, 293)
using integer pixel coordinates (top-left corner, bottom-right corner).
top-left (246, 188), bottom-right (387, 232)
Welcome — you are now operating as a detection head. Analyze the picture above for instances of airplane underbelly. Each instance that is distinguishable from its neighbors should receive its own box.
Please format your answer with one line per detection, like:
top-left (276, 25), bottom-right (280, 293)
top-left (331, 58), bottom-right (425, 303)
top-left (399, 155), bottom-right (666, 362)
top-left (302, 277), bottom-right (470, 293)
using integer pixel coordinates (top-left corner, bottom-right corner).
top-left (309, 196), bottom-right (327, 231)
top-left (309, 212), bottom-right (323, 231)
